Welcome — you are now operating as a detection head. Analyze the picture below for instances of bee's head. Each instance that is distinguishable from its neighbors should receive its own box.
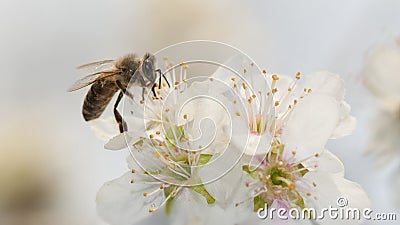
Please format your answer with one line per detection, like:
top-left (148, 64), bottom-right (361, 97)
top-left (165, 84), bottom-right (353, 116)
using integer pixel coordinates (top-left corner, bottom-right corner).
top-left (142, 53), bottom-right (156, 84)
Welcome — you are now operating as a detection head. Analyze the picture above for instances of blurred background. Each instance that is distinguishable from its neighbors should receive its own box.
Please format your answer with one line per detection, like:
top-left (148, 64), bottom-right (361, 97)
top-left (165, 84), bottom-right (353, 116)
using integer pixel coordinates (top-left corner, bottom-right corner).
top-left (0, 0), bottom-right (399, 224)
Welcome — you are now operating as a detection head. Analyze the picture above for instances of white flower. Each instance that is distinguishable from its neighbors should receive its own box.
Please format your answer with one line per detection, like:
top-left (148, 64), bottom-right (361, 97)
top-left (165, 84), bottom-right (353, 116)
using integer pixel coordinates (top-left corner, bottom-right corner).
top-left (362, 36), bottom-right (400, 100)
top-left (96, 130), bottom-right (241, 225)
top-left (226, 70), bottom-right (368, 224)
top-left (96, 62), bottom-right (241, 224)
top-left (362, 36), bottom-right (400, 167)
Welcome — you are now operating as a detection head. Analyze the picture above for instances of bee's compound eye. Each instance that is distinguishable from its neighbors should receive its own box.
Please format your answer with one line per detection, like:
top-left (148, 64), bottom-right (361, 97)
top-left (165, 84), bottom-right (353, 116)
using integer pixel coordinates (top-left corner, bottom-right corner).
top-left (143, 60), bottom-right (155, 82)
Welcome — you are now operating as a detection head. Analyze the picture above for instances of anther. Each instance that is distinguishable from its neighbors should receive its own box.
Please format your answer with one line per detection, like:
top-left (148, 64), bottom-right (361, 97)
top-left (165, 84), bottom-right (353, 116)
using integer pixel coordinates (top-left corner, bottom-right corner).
top-left (272, 74), bottom-right (279, 80)
top-left (295, 72), bottom-right (301, 79)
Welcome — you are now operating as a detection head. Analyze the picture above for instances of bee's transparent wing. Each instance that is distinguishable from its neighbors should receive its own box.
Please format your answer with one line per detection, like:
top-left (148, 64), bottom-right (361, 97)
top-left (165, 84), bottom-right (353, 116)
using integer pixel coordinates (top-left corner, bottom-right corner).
top-left (67, 71), bottom-right (119, 92)
top-left (77, 59), bottom-right (115, 72)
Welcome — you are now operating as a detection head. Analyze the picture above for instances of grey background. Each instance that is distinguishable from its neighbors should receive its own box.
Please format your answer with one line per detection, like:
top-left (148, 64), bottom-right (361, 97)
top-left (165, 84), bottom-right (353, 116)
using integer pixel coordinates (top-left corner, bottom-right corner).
top-left (0, 0), bottom-right (399, 224)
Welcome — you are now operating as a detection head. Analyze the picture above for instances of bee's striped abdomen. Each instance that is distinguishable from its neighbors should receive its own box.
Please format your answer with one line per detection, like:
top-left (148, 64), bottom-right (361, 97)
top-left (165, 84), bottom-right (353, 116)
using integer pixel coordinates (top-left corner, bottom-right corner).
top-left (82, 80), bottom-right (119, 121)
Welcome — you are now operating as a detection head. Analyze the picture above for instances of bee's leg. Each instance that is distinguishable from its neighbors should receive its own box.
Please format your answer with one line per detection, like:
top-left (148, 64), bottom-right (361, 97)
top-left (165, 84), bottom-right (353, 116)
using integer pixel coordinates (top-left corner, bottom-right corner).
top-left (141, 87), bottom-right (146, 102)
top-left (137, 76), bottom-right (148, 102)
top-left (114, 91), bottom-right (126, 133)
top-left (151, 83), bottom-right (157, 98)
top-left (116, 80), bottom-right (134, 99)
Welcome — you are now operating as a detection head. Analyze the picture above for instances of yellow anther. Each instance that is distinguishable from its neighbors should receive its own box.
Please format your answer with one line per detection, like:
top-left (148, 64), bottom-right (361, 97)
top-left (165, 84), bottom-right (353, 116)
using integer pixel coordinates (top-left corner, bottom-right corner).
top-left (272, 74), bottom-right (279, 80)
top-left (262, 69), bottom-right (267, 74)
top-left (295, 72), bottom-right (301, 79)
top-left (156, 131), bottom-right (161, 135)
top-left (274, 101), bottom-right (280, 106)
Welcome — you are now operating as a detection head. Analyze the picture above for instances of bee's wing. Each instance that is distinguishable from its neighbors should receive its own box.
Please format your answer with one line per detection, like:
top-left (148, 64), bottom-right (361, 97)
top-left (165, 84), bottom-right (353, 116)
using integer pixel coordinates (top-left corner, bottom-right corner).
top-left (77, 59), bottom-right (115, 72)
top-left (67, 71), bottom-right (120, 92)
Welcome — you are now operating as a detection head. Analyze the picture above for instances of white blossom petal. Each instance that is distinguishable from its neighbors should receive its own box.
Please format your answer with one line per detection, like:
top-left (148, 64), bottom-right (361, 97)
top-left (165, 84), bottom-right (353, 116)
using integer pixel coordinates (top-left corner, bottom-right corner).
top-left (104, 131), bottom-right (144, 150)
top-left (282, 95), bottom-right (340, 151)
top-left (331, 102), bottom-right (356, 139)
top-left (96, 172), bottom-right (163, 225)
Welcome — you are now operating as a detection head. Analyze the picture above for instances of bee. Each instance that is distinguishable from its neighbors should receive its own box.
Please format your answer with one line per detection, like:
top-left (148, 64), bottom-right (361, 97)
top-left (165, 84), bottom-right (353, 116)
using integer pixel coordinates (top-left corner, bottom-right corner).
top-left (68, 53), bottom-right (169, 133)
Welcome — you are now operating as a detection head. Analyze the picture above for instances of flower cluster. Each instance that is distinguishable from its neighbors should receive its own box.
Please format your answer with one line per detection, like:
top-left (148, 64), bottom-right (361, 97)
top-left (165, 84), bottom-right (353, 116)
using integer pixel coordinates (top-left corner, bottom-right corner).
top-left (362, 36), bottom-right (400, 166)
top-left (90, 53), bottom-right (369, 225)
